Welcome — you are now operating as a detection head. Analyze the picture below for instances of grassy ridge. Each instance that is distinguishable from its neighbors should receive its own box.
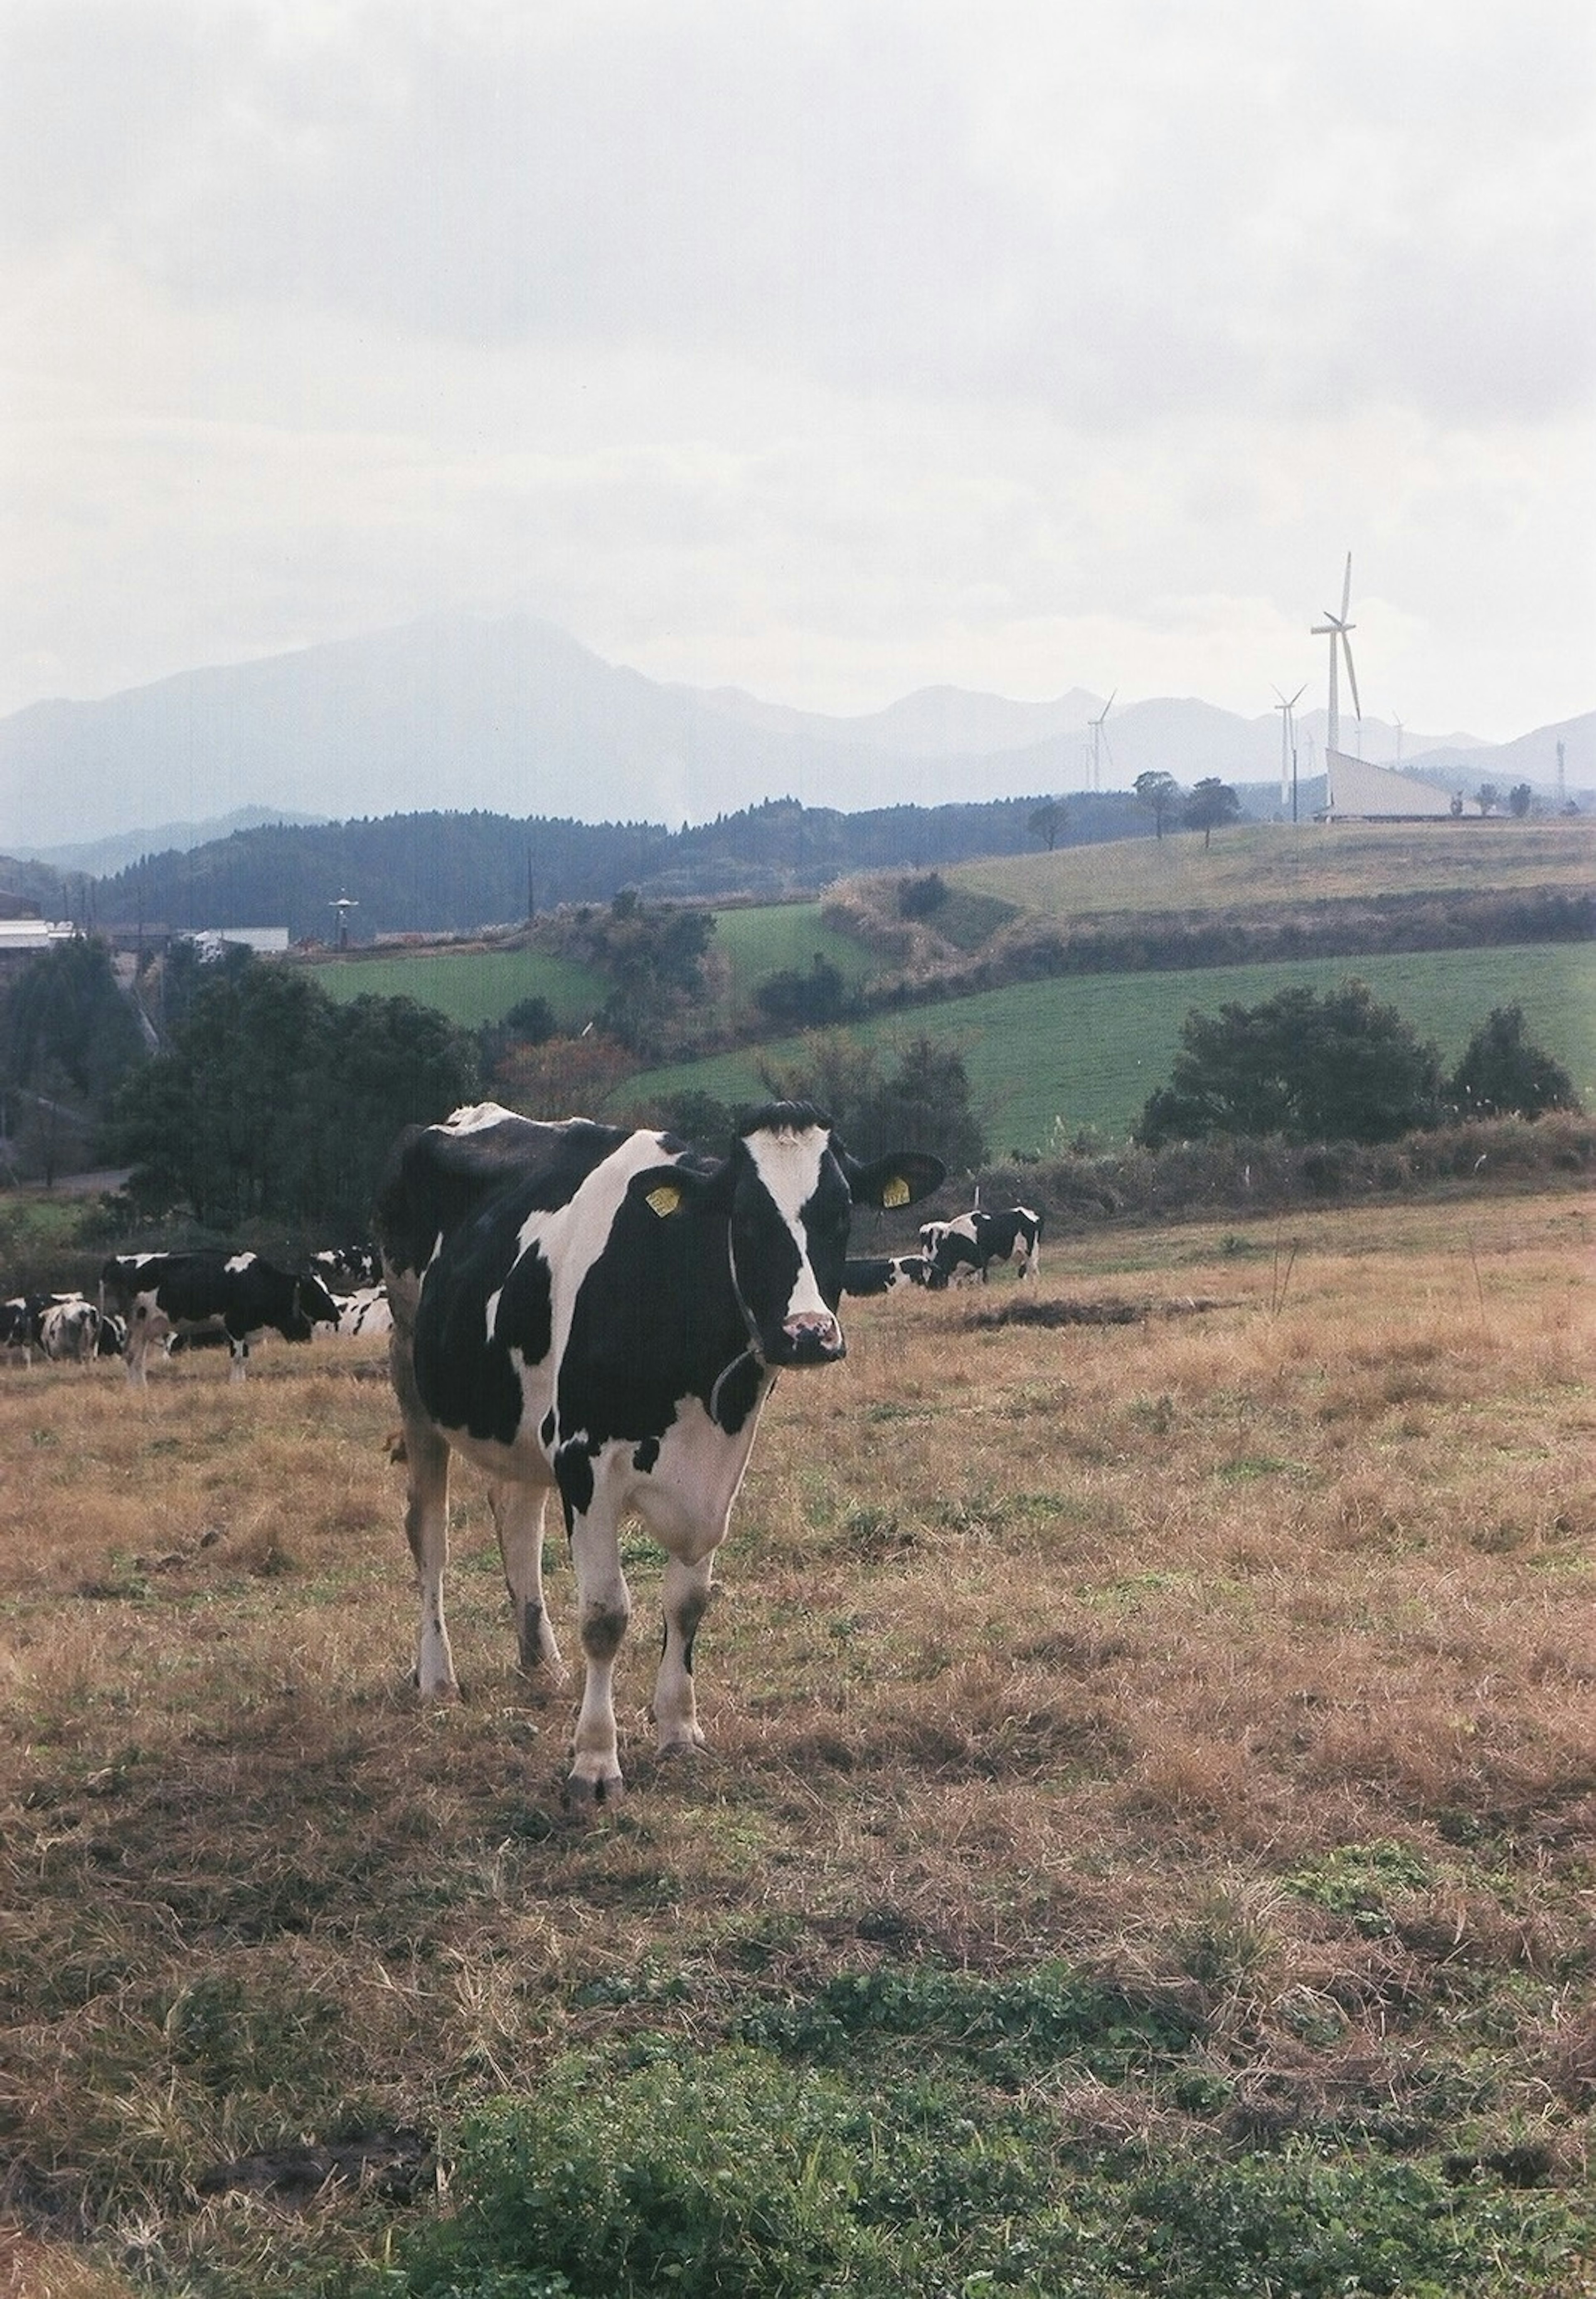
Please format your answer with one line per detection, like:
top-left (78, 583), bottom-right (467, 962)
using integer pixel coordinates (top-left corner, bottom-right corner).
top-left (620, 940), bottom-right (1596, 1152)
top-left (949, 818), bottom-right (1596, 917)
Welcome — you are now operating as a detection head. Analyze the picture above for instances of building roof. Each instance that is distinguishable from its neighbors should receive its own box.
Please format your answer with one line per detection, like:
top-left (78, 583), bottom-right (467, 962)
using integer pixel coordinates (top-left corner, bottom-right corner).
top-left (1322, 749), bottom-right (1458, 819)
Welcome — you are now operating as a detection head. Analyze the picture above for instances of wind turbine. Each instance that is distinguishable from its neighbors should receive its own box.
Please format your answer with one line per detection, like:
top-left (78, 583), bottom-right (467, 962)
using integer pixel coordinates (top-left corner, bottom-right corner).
top-left (1088, 690), bottom-right (1116, 793)
top-left (1273, 683), bottom-right (1305, 818)
top-left (1311, 554), bottom-right (1362, 813)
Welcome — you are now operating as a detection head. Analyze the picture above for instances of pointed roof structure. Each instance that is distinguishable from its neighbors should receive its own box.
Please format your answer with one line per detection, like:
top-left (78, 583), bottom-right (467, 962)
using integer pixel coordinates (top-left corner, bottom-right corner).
top-left (1319, 751), bottom-right (1457, 820)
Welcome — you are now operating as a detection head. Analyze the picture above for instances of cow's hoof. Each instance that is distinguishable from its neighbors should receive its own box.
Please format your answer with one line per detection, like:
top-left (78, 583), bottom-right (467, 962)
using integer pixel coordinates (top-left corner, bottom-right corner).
top-left (415, 1675), bottom-right (462, 1704)
top-left (562, 1771), bottom-right (624, 1814)
top-left (657, 1733), bottom-right (707, 1760)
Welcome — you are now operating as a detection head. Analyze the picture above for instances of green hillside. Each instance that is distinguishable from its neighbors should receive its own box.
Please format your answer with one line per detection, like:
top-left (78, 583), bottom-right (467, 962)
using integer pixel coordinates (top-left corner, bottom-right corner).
top-left (307, 946), bottom-right (607, 1029)
top-left (618, 941), bottom-right (1596, 1157)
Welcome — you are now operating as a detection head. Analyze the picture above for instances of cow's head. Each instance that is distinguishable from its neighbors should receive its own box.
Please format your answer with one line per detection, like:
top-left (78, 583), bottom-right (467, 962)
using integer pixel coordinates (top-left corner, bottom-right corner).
top-left (635, 1103), bottom-right (944, 1369)
top-left (290, 1273), bottom-right (344, 1338)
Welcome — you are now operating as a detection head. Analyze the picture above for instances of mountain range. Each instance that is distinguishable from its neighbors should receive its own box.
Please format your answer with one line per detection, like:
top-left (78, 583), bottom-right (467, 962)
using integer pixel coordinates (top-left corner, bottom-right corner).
top-left (2, 613), bottom-right (1589, 862)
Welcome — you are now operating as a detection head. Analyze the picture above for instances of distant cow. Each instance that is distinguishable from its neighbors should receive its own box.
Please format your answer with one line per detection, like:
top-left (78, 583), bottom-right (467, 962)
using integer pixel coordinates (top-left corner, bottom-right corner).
top-left (99, 1251), bottom-right (342, 1385)
top-left (922, 1206), bottom-right (1043, 1288)
top-left (308, 1243), bottom-right (382, 1292)
top-left (375, 1100), bottom-right (943, 1809)
top-left (0, 1296), bottom-right (43, 1365)
top-left (326, 1284), bottom-right (393, 1338)
top-left (39, 1296), bottom-right (102, 1363)
top-left (842, 1252), bottom-right (933, 1296)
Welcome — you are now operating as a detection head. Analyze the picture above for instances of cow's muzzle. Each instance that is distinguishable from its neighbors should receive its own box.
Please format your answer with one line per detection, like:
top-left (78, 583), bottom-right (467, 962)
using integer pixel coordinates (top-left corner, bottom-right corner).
top-left (778, 1311), bottom-right (845, 1364)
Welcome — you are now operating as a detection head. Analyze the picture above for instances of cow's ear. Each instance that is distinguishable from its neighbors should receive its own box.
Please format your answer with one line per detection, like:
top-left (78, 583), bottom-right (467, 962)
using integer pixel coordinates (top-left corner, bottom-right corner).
top-left (631, 1163), bottom-right (717, 1221)
top-left (843, 1151), bottom-right (946, 1210)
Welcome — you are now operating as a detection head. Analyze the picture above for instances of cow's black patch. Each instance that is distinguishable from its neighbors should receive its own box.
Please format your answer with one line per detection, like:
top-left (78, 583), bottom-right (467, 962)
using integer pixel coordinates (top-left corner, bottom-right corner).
top-left (411, 1193), bottom-right (542, 1445)
top-left (633, 1436), bottom-right (661, 1474)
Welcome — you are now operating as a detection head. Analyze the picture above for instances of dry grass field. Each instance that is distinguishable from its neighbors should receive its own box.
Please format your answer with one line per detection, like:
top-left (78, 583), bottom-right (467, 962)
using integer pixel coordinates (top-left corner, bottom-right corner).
top-left (1, 1184), bottom-right (1592, 2294)
top-left (949, 818), bottom-right (1596, 921)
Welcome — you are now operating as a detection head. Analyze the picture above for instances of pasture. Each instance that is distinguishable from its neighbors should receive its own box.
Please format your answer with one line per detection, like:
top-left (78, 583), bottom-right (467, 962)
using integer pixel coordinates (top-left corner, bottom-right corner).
top-left (949, 817), bottom-right (1596, 921)
top-left (309, 904), bottom-right (872, 1037)
top-left (1, 1185), bottom-right (1591, 2294)
top-left (622, 939), bottom-right (1596, 1153)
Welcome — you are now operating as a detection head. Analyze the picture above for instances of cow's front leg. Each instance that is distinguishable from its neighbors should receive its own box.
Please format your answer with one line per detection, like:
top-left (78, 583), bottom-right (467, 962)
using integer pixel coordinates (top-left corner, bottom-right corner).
top-left (402, 1422), bottom-right (458, 1698)
top-left (654, 1551), bottom-right (715, 1755)
top-left (487, 1480), bottom-right (568, 1686)
top-left (563, 1493), bottom-right (630, 1809)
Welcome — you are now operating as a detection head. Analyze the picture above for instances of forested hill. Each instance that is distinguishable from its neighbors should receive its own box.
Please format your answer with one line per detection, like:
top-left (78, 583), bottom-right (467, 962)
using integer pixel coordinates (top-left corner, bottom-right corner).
top-left (85, 791), bottom-right (1150, 940)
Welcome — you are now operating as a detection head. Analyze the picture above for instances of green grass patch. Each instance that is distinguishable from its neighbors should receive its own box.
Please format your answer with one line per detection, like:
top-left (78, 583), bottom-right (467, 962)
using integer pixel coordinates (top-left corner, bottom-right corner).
top-left (310, 948), bottom-right (606, 1030)
top-left (619, 941), bottom-right (1596, 1153)
top-left (710, 903), bottom-right (877, 1016)
top-left (354, 2030), bottom-right (1596, 2299)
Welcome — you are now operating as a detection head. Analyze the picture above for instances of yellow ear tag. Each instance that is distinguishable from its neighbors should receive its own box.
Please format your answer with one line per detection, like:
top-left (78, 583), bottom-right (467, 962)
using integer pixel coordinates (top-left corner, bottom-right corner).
top-left (882, 1175), bottom-right (911, 1209)
top-left (646, 1183), bottom-right (684, 1219)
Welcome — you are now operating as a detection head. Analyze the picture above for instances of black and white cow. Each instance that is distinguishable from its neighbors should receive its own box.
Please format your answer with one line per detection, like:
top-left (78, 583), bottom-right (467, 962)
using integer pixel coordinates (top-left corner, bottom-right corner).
top-left (375, 1099), bottom-right (943, 1809)
top-left (0, 1296), bottom-right (44, 1365)
top-left (842, 1252), bottom-right (933, 1296)
top-left (39, 1296), bottom-right (102, 1363)
top-left (325, 1284), bottom-right (393, 1338)
top-left (99, 1251), bottom-right (342, 1385)
top-left (921, 1205), bottom-right (1043, 1288)
top-left (308, 1243), bottom-right (382, 1292)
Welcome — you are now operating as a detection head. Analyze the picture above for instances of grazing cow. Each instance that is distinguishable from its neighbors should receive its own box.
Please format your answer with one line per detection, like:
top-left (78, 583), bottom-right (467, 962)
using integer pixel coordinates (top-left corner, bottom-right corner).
top-left (375, 1100), bottom-right (943, 1808)
top-left (308, 1243), bottom-right (382, 1291)
top-left (922, 1205), bottom-right (1043, 1288)
top-left (326, 1284), bottom-right (393, 1338)
top-left (842, 1252), bottom-right (933, 1296)
top-left (99, 1251), bottom-right (342, 1385)
top-left (39, 1296), bottom-right (102, 1363)
top-left (0, 1296), bottom-right (43, 1365)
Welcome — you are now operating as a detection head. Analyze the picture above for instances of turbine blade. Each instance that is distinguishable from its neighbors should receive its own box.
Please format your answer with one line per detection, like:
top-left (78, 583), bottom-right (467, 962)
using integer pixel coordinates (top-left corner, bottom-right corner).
top-left (1340, 552), bottom-right (1352, 619)
top-left (1341, 632), bottom-right (1362, 720)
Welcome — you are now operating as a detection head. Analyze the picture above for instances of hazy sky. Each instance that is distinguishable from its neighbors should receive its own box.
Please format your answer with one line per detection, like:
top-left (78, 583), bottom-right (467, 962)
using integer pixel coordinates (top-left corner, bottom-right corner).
top-left (2, 0), bottom-right (1592, 739)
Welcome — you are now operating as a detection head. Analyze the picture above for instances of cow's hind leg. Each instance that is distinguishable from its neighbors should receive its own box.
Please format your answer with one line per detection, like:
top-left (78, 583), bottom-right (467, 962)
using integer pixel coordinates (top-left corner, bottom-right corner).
top-left (653, 1552), bottom-right (715, 1755)
top-left (487, 1481), bottom-right (568, 1687)
top-left (402, 1423), bottom-right (458, 1699)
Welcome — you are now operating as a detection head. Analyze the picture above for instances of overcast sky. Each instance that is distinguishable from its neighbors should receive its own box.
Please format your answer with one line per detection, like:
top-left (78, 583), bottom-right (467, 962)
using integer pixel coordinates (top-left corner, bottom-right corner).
top-left (2, 0), bottom-right (1592, 742)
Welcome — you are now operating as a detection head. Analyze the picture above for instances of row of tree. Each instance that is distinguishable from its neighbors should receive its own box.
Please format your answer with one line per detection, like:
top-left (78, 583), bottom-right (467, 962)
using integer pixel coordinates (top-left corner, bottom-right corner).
top-left (1135, 986), bottom-right (1579, 1150)
top-left (0, 926), bottom-right (1580, 1236)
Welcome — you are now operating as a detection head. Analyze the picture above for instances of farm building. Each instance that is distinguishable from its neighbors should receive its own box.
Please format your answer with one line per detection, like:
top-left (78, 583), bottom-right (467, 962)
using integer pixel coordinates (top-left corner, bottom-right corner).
top-left (1321, 750), bottom-right (1458, 821)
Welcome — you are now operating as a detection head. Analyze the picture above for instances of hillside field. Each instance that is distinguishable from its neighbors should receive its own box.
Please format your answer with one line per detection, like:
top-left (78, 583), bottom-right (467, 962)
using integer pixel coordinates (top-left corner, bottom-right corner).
top-left (948, 817), bottom-right (1596, 919)
top-left (621, 940), bottom-right (1596, 1155)
top-left (0, 1186), bottom-right (1592, 2295)
top-left (306, 904), bottom-right (872, 1034)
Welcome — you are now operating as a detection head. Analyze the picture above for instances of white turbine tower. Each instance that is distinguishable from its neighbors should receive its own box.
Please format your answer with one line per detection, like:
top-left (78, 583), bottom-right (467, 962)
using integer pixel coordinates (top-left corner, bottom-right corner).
top-left (1088, 690), bottom-right (1116, 792)
top-left (1311, 554), bottom-right (1362, 815)
top-left (1273, 683), bottom-right (1306, 817)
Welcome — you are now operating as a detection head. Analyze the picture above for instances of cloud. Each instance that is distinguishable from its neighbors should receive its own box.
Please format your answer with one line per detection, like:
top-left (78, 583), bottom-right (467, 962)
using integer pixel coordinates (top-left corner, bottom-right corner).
top-left (0, 0), bottom-right (1591, 738)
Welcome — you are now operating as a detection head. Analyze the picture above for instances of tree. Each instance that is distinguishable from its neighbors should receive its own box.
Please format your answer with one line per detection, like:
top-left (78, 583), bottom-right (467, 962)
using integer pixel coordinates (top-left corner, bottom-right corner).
top-left (1135, 980), bottom-right (1443, 1148)
top-left (1028, 799), bottom-right (1069, 853)
top-left (754, 954), bottom-right (853, 1029)
top-left (1182, 779), bottom-right (1241, 850)
top-left (99, 954), bottom-right (479, 1229)
top-left (4, 934), bottom-right (145, 1102)
top-left (1133, 771), bottom-right (1182, 841)
top-left (1475, 782), bottom-right (1501, 816)
top-left (1507, 783), bottom-right (1534, 819)
top-left (759, 1029), bottom-right (985, 1172)
top-left (1446, 1004), bottom-right (1580, 1120)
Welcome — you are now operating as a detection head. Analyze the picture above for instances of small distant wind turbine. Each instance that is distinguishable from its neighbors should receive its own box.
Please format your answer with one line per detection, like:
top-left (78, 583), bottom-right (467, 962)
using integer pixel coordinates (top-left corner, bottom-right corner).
top-left (1088, 690), bottom-right (1116, 793)
top-left (1273, 683), bottom-right (1305, 817)
top-left (1311, 554), bottom-right (1362, 811)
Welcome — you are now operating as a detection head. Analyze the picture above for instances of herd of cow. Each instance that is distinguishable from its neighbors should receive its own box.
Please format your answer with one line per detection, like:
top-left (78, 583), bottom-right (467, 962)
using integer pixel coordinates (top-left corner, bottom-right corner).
top-left (0, 1244), bottom-right (391, 1378)
top-left (6, 1101), bottom-right (1041, 1806)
